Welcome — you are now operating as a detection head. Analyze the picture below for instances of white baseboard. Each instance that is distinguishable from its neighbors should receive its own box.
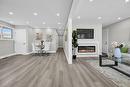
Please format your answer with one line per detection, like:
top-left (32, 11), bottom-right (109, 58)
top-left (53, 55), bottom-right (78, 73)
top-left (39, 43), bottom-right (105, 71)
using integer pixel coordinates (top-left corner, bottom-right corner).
top-left (77, 54), bottom-right (99, 57)
top-left (48, 51), bottom-right (56, 53)
top-left (22, 52), bottom-right (33, 55)
top-left (0, 53), bottom-right (18, 59)
top-left (0, 52), bottom-right (32, 59)
top-left (0, 51), bottom-right (57, 59)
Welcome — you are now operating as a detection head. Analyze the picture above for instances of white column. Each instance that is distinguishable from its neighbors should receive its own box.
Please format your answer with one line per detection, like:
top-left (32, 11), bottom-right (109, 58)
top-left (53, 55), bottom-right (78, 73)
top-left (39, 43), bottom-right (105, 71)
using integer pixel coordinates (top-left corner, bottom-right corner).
top-left (67, 18), bottom-right (72, 64)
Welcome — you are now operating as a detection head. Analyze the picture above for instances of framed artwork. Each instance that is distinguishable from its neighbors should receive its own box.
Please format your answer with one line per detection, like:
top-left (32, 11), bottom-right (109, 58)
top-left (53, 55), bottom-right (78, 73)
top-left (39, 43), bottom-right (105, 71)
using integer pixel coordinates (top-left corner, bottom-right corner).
top-left (35, 32), bottom-right (43, 40)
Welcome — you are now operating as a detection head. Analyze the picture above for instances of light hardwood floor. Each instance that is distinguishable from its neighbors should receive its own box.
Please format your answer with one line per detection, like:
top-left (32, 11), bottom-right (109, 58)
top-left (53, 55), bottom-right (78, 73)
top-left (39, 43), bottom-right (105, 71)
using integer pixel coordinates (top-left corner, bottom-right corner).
top-left (0, 49), bottom-right (118, 87)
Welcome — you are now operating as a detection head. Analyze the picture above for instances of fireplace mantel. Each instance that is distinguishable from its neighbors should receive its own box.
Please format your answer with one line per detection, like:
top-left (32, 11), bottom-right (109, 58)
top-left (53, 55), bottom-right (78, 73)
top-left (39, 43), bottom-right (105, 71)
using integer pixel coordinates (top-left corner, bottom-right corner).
top-left (75, 24), bottom-right (102, 57)
top-left (77, 41), bottom-right (99, 57)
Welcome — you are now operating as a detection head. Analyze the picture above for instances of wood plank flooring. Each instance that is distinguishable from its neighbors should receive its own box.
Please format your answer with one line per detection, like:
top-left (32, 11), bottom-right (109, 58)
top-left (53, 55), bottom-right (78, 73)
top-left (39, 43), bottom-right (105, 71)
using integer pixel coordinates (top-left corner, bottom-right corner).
top-left (0, 49), bottom-right (118, 87)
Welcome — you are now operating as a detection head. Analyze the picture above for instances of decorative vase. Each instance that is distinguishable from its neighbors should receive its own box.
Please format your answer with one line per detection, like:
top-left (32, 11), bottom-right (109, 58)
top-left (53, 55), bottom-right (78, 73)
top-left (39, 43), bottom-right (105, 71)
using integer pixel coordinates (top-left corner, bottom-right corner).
top-left (72, 47), bottom-right (77, 59)
top-left (73, 55), bottom-right (76, 59)
top-left (114, 48), bottom-right (121, 58)
top-left (114, 48), bottom-right (122, 62)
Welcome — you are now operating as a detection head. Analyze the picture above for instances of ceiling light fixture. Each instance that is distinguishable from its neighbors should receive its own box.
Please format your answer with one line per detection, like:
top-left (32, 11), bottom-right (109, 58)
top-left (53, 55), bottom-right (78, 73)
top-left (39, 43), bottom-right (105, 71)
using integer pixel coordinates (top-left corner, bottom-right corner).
top-left (89, 0), bottom-right (93, 2)
top-left (118, 17), bottom-right (121, 20)
top-left (42, 22), bottom-right (46, 24)
top-left (56, 13), bottom-right (60, 16)
top-left (33, 12), bottom-right (38, 16)
top-left (9, 12), bottom-right (14, 15)
top-left (98, 17), bottom-right (102, 19)
top-left (58, 22), bottom-right (61, 24)
top-left (77, 16), bottom-right (81, 19)
top-left (125, 0), bottom-right (130, 3)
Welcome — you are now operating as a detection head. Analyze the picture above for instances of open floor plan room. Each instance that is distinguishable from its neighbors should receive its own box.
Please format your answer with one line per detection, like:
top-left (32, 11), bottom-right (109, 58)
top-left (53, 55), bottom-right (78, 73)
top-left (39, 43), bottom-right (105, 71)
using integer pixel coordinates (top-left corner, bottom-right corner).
top-left (0, 0), bottom-right (130, 87)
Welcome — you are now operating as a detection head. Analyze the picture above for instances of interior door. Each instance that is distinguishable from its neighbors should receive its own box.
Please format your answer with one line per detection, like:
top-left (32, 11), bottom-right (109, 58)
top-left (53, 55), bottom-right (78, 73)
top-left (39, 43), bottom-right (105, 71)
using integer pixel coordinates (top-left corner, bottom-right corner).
top-left (58, 35), bottom-right (63, 48)
top-left (102, 29), bottom-right (108, 54)
top-left (14, 29), bottom-right (27, 54)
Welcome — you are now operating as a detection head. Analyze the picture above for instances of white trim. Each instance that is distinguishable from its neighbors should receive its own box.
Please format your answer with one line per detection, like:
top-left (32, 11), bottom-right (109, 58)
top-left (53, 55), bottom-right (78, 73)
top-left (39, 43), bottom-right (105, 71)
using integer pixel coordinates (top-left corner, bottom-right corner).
top-left (0, 53), bottom-right (17, 59)
top-left (77, 54), bottom-right (98, 57)
top-left (48, 51), bottom-right (56, 53)
top-left (22, 52), bottom-right (32, 55)
top-left (0, 51), bottom-right (57, 59)
top-left (0, 39), bottom-right (14, 41)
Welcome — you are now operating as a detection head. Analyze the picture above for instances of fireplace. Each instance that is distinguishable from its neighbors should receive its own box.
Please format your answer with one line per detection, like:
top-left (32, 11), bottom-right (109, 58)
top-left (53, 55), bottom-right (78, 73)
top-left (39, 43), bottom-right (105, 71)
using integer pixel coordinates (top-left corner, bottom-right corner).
top-left (78, 46), bottom-right (96, 53)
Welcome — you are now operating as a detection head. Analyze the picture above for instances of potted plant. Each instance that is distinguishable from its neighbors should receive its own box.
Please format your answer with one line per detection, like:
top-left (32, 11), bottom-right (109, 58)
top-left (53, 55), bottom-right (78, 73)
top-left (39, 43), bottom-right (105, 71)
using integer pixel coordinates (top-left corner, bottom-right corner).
top-left (72, 30), bottom-right (78, 59)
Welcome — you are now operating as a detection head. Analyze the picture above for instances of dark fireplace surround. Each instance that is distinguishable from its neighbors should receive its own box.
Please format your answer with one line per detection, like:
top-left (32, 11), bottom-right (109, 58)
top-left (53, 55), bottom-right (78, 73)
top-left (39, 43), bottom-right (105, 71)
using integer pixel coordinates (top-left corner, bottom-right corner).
top-left (78, 46), bottom-right (96, 53)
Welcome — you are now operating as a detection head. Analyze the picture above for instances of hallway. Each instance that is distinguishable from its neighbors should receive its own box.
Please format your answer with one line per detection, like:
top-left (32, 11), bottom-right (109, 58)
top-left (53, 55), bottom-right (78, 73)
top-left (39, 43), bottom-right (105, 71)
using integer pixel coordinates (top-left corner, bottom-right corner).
top-left (0, 49), bottom-right (117, 87)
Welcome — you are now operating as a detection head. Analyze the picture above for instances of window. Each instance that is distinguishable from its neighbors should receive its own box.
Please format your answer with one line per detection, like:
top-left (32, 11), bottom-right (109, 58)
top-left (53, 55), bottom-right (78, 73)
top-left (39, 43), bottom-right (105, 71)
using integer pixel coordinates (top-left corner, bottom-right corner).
top-left (2, 27), bottom-right (12, 39)
top-left (0, 27), bottom-right (13, 40)
top-left (0, 28), bottom-right (2, 39)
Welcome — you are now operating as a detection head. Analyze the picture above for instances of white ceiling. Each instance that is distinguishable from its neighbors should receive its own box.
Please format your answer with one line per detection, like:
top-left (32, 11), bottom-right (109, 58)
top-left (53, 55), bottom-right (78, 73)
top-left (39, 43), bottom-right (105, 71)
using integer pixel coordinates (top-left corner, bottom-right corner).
top-left (0, 0), bottom-right (73, 30)
top-left (0, 0), bottom-right (130, 35)
top-left (72, 0), bottom-right (130, 27)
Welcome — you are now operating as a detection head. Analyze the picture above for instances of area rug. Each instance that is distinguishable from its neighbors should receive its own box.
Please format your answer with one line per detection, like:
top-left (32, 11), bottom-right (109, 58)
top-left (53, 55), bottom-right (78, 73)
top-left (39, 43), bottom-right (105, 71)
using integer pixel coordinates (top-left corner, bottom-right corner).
top-left (81, 59), bottom-right (130, 87)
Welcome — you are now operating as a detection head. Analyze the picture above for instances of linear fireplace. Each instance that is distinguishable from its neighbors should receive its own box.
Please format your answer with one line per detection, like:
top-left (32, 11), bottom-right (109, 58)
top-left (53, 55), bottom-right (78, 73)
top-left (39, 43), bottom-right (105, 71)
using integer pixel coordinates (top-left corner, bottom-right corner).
top-left (78, 46), bottom-right (96, 53)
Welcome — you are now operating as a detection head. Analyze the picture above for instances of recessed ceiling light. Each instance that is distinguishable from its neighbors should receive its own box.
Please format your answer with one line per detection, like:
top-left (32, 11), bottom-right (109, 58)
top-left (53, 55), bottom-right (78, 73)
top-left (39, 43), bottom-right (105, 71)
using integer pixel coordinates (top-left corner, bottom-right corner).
top-left (125, 0), bottom-right (130, 3)
top-left (98, 17), bottom-right (102, 19)
top-left (118, 17), bottom-right (121, 20)
top-left (89, 0), bottom-right (93, 2)
top-left (42, 22), bottom-right (46, 24)
top-left (9, 12), bottom-right (14, 15)
top-left (58, 22), bottom-right (61, 24)
top-left (33, 12), bottom-right (38, 16)
top-left (56, 13), bottom-right (60, 16)
top-left (77, 16), bottom-right (81, 19)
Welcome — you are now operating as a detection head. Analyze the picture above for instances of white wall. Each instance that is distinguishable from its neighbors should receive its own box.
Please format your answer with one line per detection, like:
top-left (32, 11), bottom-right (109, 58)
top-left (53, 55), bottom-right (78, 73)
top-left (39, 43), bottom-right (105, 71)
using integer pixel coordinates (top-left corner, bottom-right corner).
top-left (27, 27), bottom-right (34, 53)
top-left (103, 18), bottom-right (130, 53)
top-left (15, 25), bottom-right (34, 53)
top-left (0, 40), bottom-right (14, 57)
top-left (0, 20), bottom-right (15, 58)
top-left (33, 28), bottom-right (58, 53)
top-left (63, 18), bottom-right (72, 64)
top-left (74, 24), bottom-right (102, 55)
